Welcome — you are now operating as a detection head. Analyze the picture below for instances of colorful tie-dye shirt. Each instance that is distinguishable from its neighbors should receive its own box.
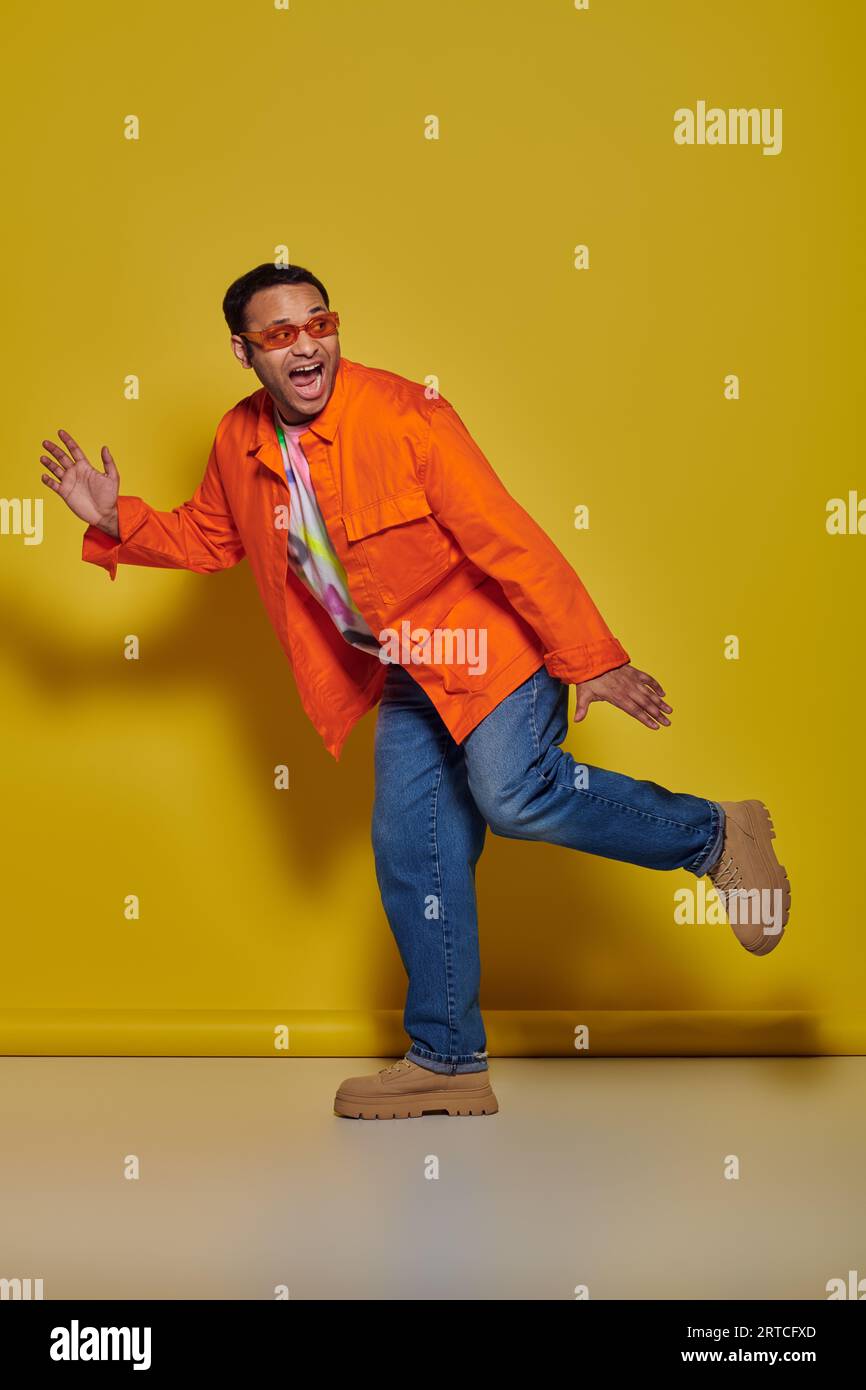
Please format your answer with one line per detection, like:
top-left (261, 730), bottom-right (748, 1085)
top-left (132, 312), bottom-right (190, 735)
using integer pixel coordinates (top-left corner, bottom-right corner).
top-left (274, 405), bottom-right (381, 657)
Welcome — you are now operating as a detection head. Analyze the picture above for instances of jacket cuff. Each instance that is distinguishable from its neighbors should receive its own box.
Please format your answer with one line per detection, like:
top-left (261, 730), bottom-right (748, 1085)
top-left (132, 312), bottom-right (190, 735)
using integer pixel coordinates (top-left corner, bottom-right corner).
top-left (81, 496), bottom-right (149, 581)
top-left (544, 637), bottom-right (630, 685)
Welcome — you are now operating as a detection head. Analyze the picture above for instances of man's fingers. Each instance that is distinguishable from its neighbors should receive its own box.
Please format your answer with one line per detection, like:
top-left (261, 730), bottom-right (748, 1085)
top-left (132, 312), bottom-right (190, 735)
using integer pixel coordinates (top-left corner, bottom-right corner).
top-left (625, 672), bottom-right (672, 719)
top-left (637, 678), bottom-right (672, 712)
top-left (634, 668), bottom-right (666, 698)
top-left (573, 689), bottom-right (594, 723)
top-left (633, 706), bottom-right (660, 730)
top-left (621, 696), bottom-right (660, 730)
top-left (641, 690), bottom-right (671, 724)
top-left (39, 454), bottom-right (64, 479)
top-left (101, 446), bottom-right (118, 478)
top-left (41, 438), bottom-right (71, 468)
top-left (57, 428), bottom-right (88, 463)
top-left (40, 473), bottom-right (61, 493)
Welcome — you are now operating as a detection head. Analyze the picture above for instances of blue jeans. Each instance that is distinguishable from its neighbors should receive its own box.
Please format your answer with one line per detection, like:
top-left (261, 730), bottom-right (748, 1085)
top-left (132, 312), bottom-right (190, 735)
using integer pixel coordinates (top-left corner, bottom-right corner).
top-left (371, 662), bottom-right (725, 1076)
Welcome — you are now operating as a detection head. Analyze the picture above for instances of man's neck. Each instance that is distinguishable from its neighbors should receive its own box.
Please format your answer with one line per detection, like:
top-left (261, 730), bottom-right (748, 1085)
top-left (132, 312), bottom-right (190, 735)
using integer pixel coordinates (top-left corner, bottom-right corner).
top-left (275, 401), bottom-right (306, 431)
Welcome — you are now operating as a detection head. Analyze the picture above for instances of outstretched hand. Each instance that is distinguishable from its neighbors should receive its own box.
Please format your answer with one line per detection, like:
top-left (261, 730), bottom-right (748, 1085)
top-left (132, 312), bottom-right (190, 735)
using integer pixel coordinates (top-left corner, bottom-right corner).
top-left (39, 428), bottom-right (120, 535)
top-left (573, 664), bottom-right (672, 730)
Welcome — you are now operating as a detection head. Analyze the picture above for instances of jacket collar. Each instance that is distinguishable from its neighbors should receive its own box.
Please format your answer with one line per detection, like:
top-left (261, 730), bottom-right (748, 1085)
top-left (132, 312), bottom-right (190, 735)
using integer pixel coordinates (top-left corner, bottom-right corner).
top-left (251, 354), bottom-right (349, 465)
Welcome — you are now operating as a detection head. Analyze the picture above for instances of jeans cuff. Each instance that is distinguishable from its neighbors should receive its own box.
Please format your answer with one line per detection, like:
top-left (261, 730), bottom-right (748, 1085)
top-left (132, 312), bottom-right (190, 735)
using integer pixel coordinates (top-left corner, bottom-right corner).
top-left (406, 1045), bottom-right (489, 1075)
top-left (685, 800), bottom-right (726, 877)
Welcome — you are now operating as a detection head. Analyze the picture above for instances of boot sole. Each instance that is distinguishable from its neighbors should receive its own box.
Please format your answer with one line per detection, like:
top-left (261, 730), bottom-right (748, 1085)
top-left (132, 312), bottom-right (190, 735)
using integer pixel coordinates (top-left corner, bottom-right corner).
top-left (736, 799), bottom-right (791, 955)
top-left (334, 1083), bottom-right (499, 1119)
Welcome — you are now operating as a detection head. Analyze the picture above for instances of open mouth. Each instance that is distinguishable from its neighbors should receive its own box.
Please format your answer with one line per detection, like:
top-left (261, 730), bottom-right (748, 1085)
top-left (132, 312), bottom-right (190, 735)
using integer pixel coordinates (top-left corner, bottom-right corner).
top-left (289, 361), bottom-right (326, 399)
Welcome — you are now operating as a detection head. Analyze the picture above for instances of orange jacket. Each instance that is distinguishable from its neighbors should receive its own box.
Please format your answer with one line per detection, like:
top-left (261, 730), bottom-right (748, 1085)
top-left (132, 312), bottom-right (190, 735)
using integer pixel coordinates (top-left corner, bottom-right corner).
top-left (82, 356), bottom-right (629, 757)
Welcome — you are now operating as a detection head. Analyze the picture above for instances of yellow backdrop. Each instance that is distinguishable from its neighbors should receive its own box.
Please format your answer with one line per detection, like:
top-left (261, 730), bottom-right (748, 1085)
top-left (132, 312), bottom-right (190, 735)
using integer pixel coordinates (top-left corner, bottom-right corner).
top-left (2, 0), bottom-right (863, 1056)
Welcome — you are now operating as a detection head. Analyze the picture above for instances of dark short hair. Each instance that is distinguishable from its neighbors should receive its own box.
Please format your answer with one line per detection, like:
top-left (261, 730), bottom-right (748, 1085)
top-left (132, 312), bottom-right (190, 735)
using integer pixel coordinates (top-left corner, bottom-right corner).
top-left (221, 263), bottom-right (330, 337)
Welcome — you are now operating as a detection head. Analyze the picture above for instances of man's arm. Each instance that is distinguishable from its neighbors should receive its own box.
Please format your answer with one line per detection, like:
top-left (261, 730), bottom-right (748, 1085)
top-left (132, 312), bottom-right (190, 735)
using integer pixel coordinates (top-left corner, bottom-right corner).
top-left (40, 425), bottom-right (245, 581)
top-left (420, 395), bottom-right (629, 685)
top-left (420, 396), bottom-right (673, 730)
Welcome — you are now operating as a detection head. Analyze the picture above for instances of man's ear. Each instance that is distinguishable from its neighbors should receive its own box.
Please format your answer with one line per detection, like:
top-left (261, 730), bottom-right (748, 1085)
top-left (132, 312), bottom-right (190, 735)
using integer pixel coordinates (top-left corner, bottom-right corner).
top-left (230, 334), bottom-right (253, 370)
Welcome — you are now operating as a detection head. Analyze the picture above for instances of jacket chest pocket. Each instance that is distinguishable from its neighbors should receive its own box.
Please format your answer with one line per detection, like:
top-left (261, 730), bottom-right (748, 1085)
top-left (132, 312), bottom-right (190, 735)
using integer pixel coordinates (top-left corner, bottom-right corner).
top-left (341, 487), bottom-right (453, 607)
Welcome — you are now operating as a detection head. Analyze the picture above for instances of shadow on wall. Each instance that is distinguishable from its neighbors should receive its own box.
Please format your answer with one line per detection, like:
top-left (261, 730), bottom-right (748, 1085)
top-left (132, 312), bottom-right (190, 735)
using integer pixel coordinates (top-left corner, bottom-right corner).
top-left (7, 555), bottom-right (799, 1017)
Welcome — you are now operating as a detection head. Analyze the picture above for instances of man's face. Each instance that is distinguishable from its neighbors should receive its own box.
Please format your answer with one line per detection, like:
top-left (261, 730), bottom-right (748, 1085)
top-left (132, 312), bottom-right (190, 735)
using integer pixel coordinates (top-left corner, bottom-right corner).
top-left (230, 282), bottom-right (341, 424)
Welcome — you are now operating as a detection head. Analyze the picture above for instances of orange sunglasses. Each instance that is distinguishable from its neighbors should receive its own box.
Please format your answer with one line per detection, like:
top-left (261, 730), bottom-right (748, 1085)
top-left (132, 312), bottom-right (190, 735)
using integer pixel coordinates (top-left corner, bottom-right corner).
top-left (240, 310), bottom-right (340, 352)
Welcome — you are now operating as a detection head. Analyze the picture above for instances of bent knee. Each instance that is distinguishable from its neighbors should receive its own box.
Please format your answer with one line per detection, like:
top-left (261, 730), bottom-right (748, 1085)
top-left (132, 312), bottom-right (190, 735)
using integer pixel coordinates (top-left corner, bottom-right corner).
top-left (468, 776), bottom-right (537, 838)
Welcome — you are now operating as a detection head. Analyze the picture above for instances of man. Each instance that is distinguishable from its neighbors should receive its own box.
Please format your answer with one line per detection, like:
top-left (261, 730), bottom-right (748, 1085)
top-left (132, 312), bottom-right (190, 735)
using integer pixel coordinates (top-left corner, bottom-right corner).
top-left (40, 263), bottom-right (791, 1120)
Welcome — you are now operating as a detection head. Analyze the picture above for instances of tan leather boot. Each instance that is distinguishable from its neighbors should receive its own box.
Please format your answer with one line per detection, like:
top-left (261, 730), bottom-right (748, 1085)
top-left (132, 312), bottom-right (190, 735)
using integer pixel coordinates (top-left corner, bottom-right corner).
top-left (334, 1057), bottom-right (499, 1119)
top-left (707, 800), bottom-right (791, 955)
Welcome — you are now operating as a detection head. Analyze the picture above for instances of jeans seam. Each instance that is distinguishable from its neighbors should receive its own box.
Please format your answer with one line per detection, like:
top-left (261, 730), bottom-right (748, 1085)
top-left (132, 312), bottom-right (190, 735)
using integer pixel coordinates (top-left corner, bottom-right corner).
top-left (531, 761), bottom-right (704, 834)
top-left (407, 1044), bottom-right (489, 1070)
top-left (684, 800), bottom-right (725, 875)
top-left (428, 738), bottom-right (457, 1062)
top-left (528, 671), bottom-right (541, 763)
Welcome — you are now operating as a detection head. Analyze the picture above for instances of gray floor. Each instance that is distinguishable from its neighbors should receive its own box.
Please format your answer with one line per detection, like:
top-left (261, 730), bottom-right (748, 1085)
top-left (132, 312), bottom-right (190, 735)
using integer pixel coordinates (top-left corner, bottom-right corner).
top-left (0, 1056), bottom-right (862, 1300)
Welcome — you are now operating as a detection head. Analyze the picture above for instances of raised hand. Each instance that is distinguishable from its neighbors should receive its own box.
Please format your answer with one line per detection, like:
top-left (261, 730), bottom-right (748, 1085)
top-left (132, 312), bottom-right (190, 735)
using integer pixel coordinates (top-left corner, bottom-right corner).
top-left (573, 664), bottom-right (672, 731)
top-left (39, 429), bottom-right (120, 536)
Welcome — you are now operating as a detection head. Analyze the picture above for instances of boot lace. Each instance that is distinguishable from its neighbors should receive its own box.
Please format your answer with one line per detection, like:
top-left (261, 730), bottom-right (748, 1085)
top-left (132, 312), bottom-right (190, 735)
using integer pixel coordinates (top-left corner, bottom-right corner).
top-left (708, 852), bottom-right (743, 896)
top-left (378, 1060), bottom-right (414, 1079)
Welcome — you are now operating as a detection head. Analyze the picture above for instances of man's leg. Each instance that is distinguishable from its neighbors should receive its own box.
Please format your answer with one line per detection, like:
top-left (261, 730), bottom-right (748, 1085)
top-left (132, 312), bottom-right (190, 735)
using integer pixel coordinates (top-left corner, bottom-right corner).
top-left (371, 663), bottom-right (489, 1076)
top-left (462, 665), bottom-right (725, 875)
